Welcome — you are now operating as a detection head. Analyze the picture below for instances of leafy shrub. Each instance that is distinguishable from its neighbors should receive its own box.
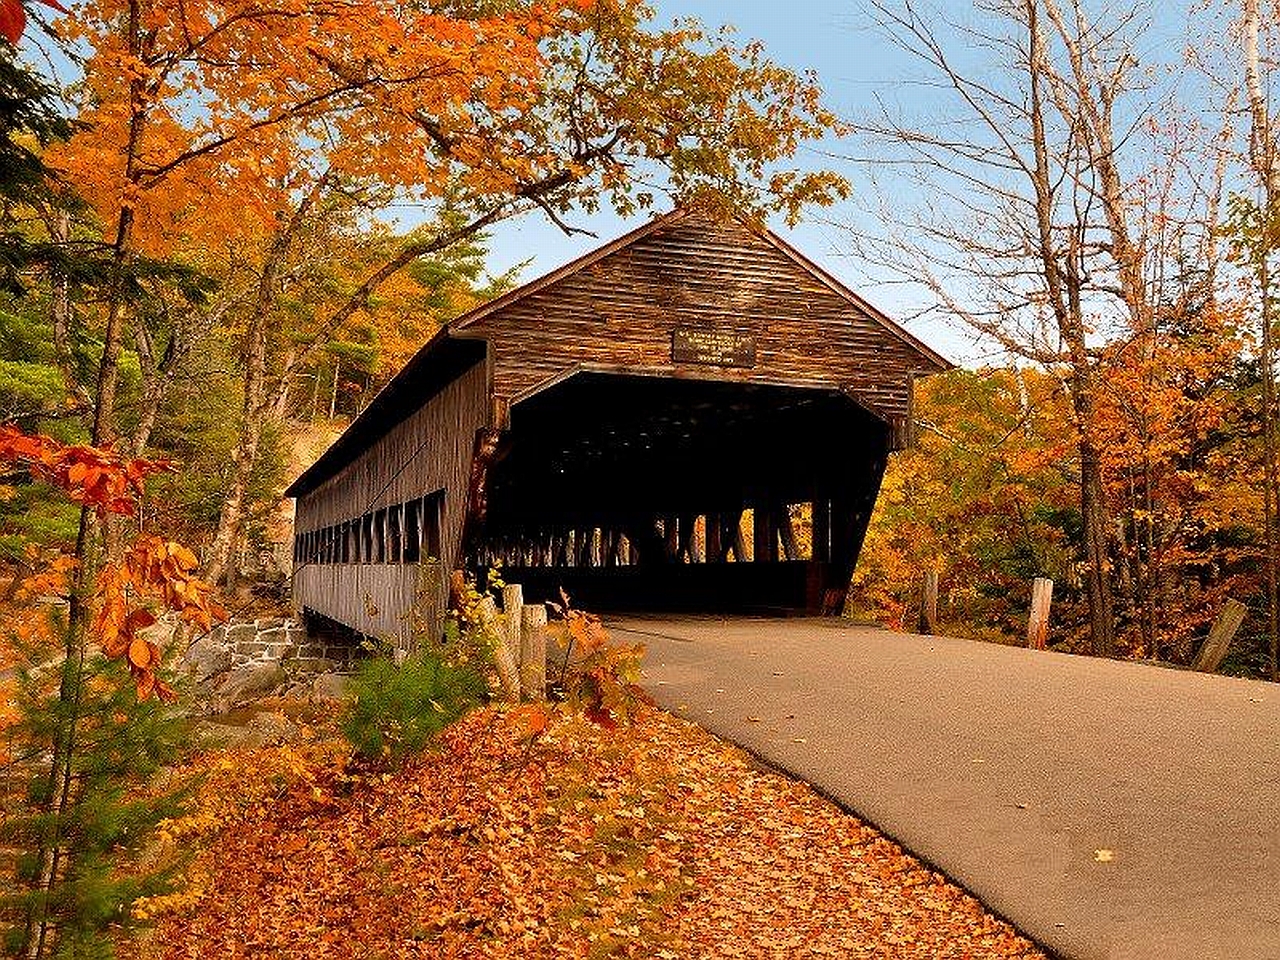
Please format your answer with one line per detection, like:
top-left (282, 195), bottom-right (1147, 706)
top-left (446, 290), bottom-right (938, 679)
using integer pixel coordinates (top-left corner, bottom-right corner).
top-left (339, 653), bottom-right (485, 763)
top-left (547, 592), bottom-right (650, 728)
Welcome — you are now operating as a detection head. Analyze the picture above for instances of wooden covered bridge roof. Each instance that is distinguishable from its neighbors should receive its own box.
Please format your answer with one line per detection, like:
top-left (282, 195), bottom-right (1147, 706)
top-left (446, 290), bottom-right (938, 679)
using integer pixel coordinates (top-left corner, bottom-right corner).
top-left (287, 208), bottom-right (949, 500)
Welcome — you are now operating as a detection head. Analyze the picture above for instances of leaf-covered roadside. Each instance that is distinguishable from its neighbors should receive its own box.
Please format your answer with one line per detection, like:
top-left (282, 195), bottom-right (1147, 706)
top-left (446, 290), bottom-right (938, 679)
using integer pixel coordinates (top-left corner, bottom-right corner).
top-left (142, 708), bottom-right (1042, 959)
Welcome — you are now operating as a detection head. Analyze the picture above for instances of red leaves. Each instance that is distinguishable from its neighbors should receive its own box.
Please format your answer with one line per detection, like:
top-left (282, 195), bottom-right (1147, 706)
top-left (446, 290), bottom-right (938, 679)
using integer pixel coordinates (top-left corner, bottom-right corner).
top-left (0, 0), bottom-right (68, 44)
top-left (0, 0), bottom-right (25, 44)
top-left (154, 709), bottom-right (1043, 958)
top-left (0, 425), bottom-right (171, 517)
top-left (1, 425), bottom-right (223, 703)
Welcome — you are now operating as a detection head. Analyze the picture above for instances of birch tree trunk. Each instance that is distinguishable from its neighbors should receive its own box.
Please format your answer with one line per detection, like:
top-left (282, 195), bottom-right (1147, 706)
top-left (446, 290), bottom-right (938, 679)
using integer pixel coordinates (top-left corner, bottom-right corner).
top-left (1244, 0), bottom-right (1280, 682)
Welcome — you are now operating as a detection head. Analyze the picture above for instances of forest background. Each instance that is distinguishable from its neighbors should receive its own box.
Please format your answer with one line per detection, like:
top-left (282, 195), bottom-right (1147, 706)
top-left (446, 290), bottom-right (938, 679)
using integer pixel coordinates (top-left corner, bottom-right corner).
top-left (4, 0), bottom-right (1280, 680)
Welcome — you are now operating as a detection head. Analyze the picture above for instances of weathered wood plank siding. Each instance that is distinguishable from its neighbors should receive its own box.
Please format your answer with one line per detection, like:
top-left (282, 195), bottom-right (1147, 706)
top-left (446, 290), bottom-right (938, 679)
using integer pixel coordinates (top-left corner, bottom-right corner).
top-left (292, 358), bottom-right (487, 637)
top-left (458, 215), bottom-right (941, 421)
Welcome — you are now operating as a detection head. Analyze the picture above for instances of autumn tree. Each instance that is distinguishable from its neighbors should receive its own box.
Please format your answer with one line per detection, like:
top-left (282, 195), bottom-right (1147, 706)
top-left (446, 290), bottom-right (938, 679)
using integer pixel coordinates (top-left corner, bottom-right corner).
top-left (48, 0), bottom-right (848, 584)
top-left (852, 367), bottom-right (1082, 639)
top-left (0, 12), bottom-right (229, 954)
top-left (0, 428), bottom-right (223, 958)
top-left (849, 0), bottom-right (1232, 657)
top-left (1238, 0), bottom-right (1280, 680)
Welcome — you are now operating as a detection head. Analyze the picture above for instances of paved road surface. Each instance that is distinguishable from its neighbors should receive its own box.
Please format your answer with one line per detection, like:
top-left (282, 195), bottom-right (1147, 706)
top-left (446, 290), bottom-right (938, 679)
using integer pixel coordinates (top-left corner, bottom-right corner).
top-left (612, 615), bottom-right (1280, 960)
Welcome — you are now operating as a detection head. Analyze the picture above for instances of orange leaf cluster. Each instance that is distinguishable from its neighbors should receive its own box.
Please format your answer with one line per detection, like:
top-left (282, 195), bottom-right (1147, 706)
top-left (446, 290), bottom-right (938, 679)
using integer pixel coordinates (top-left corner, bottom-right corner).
top-left (94, 537), bottom-right (225, 703)
top-left (0, 425), bottom-right (223, 702)
top-left (149, 708), bottom-right (1042, 959)
top-left (0, 425), bottom-right (169, 516)
top-left (53, 0), bottom-right (587, 257)
top-left (548, 593), bottom-right (649, 728)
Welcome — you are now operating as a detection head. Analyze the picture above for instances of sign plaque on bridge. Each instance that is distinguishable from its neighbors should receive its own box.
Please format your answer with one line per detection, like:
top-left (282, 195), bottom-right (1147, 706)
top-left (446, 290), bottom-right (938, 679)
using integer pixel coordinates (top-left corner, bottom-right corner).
top-left (671, 327), bottom-right (757, 368)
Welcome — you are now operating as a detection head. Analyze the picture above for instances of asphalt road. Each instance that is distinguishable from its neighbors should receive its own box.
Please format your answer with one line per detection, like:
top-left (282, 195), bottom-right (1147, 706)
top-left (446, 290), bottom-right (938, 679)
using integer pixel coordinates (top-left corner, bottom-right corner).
top-left (611, 615), bottom-right (1280, 960)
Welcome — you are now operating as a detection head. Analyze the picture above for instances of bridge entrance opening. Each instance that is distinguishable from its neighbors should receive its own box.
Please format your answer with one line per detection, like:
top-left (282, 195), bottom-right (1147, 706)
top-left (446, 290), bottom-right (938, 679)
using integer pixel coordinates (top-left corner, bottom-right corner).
top-left (474, 371), bottom-right (889, 613)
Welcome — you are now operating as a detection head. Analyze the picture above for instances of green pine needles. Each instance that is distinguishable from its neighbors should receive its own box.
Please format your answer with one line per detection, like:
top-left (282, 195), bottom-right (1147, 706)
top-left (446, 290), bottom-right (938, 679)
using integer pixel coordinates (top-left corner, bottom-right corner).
top-left (2, 616), bottom-right (193, 960)
top-left (339, 653), bottom-right (486, 764)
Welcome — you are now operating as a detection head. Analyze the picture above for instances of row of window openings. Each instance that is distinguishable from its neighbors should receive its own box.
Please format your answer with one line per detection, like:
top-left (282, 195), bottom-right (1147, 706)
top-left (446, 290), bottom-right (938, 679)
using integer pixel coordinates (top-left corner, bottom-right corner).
top-left (477, 502), bottom-right (835, 568)
top-left (296, 493), bottom-right (443, 566)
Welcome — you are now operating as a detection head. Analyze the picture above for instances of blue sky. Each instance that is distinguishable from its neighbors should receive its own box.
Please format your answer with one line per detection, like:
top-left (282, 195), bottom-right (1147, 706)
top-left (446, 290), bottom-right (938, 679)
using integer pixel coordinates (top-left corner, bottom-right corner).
top-left (477, 1), bottom-right (1213, 369)
top-left (479, 0), bottom-right (975, 363)
top-left (31, 1), bottom-right (1200, 368)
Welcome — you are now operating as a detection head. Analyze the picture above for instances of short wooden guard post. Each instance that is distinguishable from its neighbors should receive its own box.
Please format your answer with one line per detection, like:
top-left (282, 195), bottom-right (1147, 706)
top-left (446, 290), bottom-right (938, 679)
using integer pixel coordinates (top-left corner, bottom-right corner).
top-left (520, 603), bottom-right (548, 701)
top-left (479, 592), bottom-right (519, 704)
top-left (1191, 599), bottom-right (1247, 673)
top-left (918, 570), bottom-right (939, 635)
top-left (1027, 577), bottom-right (1053, 650)
top-left (501, 583), bottom-right (524, 700)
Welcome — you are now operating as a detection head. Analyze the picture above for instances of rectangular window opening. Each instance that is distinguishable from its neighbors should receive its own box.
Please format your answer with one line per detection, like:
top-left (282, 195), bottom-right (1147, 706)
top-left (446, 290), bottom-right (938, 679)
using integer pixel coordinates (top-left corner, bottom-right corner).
top-left (424, 491), bottom-right (443, 560)
top-left (388, 504), bottom-right (403, 563)
top-left (374, 509), bottom-right (387, 563)
top-left (403, 500), bottom-right (422, 564)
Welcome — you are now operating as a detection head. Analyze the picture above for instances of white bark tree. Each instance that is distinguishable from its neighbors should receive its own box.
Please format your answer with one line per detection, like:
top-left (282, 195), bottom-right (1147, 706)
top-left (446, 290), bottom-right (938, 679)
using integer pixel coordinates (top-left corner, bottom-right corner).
top-left (850, 0), bottom-right (1228, 656)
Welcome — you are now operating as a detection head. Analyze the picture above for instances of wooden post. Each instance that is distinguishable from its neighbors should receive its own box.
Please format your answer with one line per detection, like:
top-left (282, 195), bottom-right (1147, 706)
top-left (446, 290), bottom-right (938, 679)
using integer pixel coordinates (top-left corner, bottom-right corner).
top-left (918, 570), bottom-right (939, 635)
top-left (478, 594), bottom-right (519, 703)
top-left (753, 506), bottom-right (777, 562)
top-left (705, 512), bottom-right (722, 563)
top-left (460, 426), bottom-right (502, 561)
top-left (520, 603), bottom-right (548, 701)
top-left (663, 515), bottom-right (679, 560)
top-left (812, 498), bottom-right (831, 564)
top-left (730, 510), bottom-right (748, 562)
top-left (502, 583), bottom-right (524, 697)
top-left (1027, 577), bottom-right (1053, 650)
top-left (1191, 599), bottom-right (1247, 673)
top-left (777, 505), bottom-right (800, 561)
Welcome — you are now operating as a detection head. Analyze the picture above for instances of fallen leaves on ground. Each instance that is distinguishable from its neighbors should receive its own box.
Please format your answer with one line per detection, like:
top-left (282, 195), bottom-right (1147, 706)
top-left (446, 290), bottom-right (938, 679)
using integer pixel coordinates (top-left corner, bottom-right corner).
top-left (147, 707), bottom-right (1043, 959)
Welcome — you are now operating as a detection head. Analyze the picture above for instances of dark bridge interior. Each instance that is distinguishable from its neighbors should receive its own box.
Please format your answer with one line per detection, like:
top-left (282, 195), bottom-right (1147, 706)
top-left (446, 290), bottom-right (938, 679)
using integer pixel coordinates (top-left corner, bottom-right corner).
top-left (473, 372), bottom-right (889, 613)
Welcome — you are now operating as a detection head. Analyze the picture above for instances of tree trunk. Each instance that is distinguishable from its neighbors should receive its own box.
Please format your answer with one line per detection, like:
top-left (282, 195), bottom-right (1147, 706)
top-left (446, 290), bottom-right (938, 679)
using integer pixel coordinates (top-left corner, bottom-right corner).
top-left (1025, 0), bottom-right (1115, 656)
top-left (1078, 425), bottom-right (1117, 657)
top-left (204, 176), bottom-right (335, 585)
top-left (1260, 253), bottom-right (1279, 681)
top-left (47, 211), bottom-right (90, 414)
top-left (24, 1), bottom-right (147, 949)
top-left (204, 291), bottom-right (271, 587)
top-left (1244, 0), bottom-right (1280, 681)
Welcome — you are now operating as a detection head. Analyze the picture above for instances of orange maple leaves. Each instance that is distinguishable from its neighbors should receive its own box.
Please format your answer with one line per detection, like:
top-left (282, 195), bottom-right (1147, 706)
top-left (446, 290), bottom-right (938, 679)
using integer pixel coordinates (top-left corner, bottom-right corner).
top-left (0, 425), bottom-right (169, 515)
top-left (154, 708), bottom-right (1043, 959)
top-left (53, 0), bottom-right (589, 257)
top-left (0, 0), bottom-right (67, 46)
top-left (547, 592), bottom-right (649, 729)
top-left (1, 425), bottom-right (223, 702)
top-left (95, 537), bottom-right (224, 702)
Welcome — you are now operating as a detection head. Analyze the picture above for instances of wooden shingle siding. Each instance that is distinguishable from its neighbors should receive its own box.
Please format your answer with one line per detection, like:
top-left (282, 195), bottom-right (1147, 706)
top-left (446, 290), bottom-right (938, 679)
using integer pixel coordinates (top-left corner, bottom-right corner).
top-left (458, 216), bottom-right (937, 421)
top-left (292, 358), bottom-right (487, 637)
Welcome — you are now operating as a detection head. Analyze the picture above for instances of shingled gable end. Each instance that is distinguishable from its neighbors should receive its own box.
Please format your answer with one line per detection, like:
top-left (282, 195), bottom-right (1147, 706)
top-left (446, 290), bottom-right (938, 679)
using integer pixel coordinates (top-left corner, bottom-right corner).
top-left (287, 208), bottom-right (950, 638)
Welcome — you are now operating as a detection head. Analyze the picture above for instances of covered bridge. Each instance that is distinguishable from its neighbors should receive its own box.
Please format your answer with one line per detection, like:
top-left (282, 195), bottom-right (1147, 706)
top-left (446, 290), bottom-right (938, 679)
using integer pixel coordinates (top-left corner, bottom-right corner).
top-left (285, 209), bottom-right (949, 637)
